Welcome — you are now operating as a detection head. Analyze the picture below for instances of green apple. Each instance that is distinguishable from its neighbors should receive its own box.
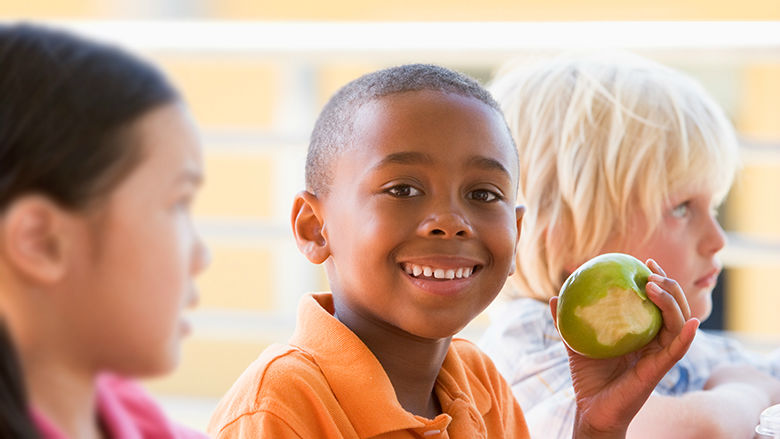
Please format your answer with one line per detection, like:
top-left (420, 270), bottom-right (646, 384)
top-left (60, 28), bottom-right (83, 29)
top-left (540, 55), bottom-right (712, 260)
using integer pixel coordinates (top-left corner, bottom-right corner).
top-left (556, 253), bottom-right (662, 359)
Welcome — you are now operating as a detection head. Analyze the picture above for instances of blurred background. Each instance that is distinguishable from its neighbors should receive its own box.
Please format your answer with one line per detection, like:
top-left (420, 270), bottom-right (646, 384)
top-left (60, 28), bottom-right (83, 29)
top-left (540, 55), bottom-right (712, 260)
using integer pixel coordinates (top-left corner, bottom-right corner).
top-left (2, 0), bottom-right (780, 431)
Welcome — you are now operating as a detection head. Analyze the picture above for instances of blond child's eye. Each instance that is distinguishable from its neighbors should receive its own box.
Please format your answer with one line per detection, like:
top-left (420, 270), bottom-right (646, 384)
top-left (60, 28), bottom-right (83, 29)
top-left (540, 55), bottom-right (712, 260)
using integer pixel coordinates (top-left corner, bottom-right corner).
top-left (671, 202), bottom-right (690, 218)
top-left (469, 189), bottom-right (500, 203)
top-left (386, 184), bottom-right (422, 198)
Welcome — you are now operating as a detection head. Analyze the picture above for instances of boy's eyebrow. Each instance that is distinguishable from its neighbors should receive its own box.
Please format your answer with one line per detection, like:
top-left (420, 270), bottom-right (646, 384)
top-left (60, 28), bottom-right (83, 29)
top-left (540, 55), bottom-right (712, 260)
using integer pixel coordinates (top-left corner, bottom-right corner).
top-left (467, 155), bottom-right (511, 178)
top-left (372, 151), bottom-right (434, 169)
top-left (371, 152), bottom-right (511, 179)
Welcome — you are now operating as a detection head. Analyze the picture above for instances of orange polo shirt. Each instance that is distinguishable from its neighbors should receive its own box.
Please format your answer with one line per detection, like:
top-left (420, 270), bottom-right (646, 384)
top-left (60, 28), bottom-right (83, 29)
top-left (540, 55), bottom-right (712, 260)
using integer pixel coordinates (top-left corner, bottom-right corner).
top-left (208, 293), bottom-right (529, 439)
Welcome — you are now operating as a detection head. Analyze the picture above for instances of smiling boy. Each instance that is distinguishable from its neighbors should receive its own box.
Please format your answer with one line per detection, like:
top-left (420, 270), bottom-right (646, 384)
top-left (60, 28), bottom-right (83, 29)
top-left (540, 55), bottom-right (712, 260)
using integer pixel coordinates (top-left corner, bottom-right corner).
top-left (208, 64), bottom-right (697, 438)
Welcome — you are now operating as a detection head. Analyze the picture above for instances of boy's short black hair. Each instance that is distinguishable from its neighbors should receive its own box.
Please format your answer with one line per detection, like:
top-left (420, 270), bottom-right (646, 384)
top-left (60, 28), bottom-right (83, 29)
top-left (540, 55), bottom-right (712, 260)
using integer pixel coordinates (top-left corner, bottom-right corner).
top-left (305, 63), bottom-right (505, 196)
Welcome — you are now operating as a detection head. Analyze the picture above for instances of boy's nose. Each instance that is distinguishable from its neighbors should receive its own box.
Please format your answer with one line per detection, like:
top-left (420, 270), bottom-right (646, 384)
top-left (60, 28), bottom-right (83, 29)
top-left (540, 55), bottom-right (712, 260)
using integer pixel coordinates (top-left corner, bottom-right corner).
top-left (418, 212), bottom-right (474, 238)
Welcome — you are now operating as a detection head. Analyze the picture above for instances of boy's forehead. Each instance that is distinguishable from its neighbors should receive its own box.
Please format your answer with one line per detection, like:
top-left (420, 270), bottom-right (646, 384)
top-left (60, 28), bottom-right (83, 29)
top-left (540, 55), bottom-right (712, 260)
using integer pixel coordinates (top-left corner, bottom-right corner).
top-left (341, 90), bottom-right (519, 179)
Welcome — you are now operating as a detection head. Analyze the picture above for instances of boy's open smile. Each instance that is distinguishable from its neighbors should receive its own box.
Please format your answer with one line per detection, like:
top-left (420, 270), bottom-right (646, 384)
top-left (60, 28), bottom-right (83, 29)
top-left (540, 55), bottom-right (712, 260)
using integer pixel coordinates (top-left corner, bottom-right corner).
top-left (402, 262), bottom-right (479, 281)
top-left (400, 255), bottom-right (483, 297)
top-left (298, 89), bottom-right (523, 340)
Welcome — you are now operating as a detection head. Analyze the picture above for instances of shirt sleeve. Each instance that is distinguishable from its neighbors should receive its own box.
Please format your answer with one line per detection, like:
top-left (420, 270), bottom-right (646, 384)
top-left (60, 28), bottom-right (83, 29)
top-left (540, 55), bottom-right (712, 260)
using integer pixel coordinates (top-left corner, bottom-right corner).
top-left (479, 298), bottom-right (576, 439)
top-left (657, 329), bottom-right (780, 394)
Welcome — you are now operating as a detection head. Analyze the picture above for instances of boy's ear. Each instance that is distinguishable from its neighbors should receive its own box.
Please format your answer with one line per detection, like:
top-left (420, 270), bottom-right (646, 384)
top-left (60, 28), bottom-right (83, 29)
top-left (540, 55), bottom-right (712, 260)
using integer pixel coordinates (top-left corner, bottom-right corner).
top-left (0, 195), bottom-right (71, 284)
top-left (509, 205), bottom-right (525, 276)
top-left (291, 191), bottom-right (330, 264)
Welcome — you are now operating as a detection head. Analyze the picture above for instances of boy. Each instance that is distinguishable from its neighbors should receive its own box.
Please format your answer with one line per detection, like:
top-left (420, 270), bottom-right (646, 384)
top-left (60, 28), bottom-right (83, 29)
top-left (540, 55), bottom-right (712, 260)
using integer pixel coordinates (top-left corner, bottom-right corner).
top-left (479, 53), bottom-right (780, 438)
top-left (208, 64), bottom-right (697, 438)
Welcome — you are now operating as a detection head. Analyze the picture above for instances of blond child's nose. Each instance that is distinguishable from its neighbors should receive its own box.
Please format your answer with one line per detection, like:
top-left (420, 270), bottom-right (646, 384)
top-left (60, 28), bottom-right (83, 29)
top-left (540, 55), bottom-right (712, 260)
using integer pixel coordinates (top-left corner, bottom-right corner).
top-left (701, 214), bottom-right (727, 255)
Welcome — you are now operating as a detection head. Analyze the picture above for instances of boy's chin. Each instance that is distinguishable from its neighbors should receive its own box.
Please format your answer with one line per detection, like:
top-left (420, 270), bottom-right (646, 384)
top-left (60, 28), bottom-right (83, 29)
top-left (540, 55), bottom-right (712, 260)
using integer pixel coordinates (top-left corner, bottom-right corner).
top-left (398, 320), bottom-right (468, 341)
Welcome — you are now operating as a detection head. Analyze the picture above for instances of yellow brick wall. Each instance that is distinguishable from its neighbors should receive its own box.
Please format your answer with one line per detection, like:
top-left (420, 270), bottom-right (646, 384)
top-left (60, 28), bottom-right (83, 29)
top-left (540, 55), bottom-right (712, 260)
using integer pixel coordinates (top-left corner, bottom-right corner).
top-left (195, 153), bottom-right (274, 219)
top-left (726, 62), bottom-right (780, 334)
top-left (198, 247), bottom-right (275, 310)
top-left (155, 56), bottom-right (280, 130)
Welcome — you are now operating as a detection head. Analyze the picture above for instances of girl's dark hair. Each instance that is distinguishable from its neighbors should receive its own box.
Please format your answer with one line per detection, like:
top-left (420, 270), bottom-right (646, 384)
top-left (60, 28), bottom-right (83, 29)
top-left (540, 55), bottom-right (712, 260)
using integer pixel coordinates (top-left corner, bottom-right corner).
top-left (0, 23), bottom-right (179, 210)
top-left (0, 23), bottom-right (179, 436)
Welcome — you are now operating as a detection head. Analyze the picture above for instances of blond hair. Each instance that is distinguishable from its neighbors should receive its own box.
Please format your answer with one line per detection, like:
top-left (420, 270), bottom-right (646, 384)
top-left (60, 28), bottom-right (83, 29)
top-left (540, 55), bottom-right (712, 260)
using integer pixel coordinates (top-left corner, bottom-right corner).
top-left (492, 52), bottom-right (739, 300)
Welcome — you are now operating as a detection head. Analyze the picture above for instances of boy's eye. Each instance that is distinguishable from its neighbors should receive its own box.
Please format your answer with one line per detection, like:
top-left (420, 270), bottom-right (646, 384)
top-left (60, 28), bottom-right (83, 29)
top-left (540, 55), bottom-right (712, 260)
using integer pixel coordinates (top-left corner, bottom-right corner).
top-left (386, 184), bottom-right (422, 198)
top-left (469, 189), bottom-right (500, 203)
top-left (671, 201), bottom-right (690, 218)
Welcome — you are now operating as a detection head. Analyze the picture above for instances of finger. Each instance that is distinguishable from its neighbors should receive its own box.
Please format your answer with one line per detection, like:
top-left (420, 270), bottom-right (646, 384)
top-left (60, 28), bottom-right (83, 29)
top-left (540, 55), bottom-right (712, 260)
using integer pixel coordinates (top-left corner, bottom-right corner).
top-left (646, 258), bottom-right (667, 277)
top-left (636, 318), bottom-right (698, 386)
top-left (549, 296), bottom-right (559, 328)
top-left (647, 274), bottom-right (691, 321)
top-left (661, 318), bottom-right (698, 364)
top-left (646, 281), bottom-right (684, 337)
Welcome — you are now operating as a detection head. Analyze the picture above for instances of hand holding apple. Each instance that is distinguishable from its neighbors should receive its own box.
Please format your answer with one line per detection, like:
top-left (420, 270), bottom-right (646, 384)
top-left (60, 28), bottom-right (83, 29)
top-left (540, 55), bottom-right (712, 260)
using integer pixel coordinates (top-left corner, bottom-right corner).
top-left (551, 258), bottom-right (699, 439)
top-left (556, 253), bottom-right (662, 359)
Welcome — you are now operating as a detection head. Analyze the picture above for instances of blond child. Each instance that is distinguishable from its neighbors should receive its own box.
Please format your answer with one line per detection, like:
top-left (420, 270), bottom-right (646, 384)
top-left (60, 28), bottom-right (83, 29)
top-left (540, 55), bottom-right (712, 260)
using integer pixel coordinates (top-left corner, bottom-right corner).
top-left (208, 63), bottom-right (697, 438)
top-left (479, 52), bottom-right (780, 438)
top-left (0, 24), bottom-right (209, 438)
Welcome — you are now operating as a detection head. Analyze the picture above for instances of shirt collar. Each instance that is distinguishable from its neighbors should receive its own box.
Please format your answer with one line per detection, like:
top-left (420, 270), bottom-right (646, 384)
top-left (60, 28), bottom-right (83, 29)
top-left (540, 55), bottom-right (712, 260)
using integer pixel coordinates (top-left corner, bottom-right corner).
top-left (290, 293), bottom-right (492, 437)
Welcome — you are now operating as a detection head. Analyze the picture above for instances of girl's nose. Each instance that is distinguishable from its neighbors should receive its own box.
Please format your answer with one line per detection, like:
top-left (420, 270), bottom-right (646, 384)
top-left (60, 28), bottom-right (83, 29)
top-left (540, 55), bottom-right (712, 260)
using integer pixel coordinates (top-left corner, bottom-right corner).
top-left (192, 233), bottom-right (211, 275)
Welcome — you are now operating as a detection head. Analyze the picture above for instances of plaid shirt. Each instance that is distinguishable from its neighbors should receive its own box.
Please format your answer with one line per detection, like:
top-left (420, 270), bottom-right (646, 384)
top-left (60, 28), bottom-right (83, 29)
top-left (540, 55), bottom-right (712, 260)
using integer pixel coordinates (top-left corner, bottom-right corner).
top-left (478, 297), bottom-right (780, 439)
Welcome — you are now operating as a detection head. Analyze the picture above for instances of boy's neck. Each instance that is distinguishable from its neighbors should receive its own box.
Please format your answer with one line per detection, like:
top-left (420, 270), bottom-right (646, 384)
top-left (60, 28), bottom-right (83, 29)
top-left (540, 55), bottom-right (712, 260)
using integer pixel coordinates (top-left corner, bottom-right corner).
top-left (333, 298), bottom-right (450, 419)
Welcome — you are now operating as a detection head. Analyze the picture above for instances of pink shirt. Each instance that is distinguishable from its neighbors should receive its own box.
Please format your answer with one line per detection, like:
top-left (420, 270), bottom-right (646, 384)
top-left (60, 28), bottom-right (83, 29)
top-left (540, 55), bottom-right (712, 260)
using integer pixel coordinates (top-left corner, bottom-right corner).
top-left (31, 373), bottom-right (207, 439)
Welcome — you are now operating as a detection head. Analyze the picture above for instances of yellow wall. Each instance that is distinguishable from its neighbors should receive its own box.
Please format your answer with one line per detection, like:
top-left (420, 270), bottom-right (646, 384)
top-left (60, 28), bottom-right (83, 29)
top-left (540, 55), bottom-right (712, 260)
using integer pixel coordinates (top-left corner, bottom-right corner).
top-left (726, 62), bottom-right (780, 334)
top-left (210, 0), bottom-right (780, 20)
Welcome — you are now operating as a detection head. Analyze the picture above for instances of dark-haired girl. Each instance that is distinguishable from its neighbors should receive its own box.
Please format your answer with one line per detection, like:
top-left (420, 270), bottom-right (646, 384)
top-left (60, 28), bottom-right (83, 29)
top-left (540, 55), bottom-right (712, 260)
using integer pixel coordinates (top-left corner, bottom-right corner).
top-left (0, 23), bottom-right (209, 438)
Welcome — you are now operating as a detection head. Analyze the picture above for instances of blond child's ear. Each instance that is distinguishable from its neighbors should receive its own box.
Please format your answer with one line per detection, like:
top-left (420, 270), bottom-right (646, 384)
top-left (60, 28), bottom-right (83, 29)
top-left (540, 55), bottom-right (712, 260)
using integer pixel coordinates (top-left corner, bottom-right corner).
top-left (291, 190), bottom-right (330, 264)
top-left (509, 205), bottom-right (526, 276)
top-left (0, 195), bottom-right (71, 284)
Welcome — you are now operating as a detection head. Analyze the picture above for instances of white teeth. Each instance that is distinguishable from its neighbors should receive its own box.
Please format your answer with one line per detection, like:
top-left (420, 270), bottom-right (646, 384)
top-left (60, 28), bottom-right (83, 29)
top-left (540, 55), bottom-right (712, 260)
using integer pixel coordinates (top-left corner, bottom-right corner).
top-left (402, 263), bottom-right (476, 280)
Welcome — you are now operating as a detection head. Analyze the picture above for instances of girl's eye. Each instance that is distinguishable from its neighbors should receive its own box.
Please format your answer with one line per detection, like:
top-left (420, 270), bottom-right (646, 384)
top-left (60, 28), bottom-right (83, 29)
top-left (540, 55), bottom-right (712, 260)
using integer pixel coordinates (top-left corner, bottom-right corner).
top-left (174, 192), bottom-right (196, 211)
top-left (671, 201), bottom-right (690, 218)
top-left (386, 184), bottom-right (422, 198)
top-left (469, 189), bottom-right (500, 203)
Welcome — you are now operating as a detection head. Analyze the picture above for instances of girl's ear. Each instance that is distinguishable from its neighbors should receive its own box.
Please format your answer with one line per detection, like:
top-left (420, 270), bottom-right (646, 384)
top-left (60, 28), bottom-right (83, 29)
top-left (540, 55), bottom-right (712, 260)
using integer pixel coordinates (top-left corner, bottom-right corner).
top-left (0, 196), bottom-right (71, 284)
top-left (291, 191), bottom-right (331, 265)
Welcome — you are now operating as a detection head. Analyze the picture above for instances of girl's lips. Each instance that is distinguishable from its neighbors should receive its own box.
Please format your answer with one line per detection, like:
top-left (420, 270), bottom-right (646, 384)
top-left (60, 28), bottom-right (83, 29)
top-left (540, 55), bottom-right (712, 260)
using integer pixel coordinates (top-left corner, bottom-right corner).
top-left (694, 269), bottom-right (721, 288)
top-left (179, 317), bottom-right (192, 337)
